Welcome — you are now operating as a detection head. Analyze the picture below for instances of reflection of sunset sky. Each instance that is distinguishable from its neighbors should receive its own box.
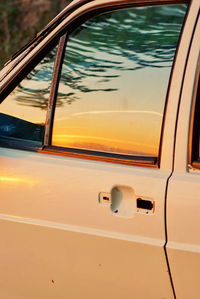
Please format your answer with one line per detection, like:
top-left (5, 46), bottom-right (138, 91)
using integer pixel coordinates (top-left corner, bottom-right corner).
top-left (53, 64), bottom-right (170, 156)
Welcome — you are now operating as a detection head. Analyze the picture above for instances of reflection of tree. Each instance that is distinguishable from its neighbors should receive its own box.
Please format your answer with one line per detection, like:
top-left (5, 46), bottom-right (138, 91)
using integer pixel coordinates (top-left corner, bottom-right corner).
top-left (15, 87), bottom-right (77, 109)
top-left (13, 47), bottom-right (57, 110)
top-left (14, 87), bottom-right (50, 110)
top-left (59, 4), bottom-right (187, 100)
top-left (14, 52), bottom-right (80, 109)
top-left (10, 4), bottom-right (187, 110)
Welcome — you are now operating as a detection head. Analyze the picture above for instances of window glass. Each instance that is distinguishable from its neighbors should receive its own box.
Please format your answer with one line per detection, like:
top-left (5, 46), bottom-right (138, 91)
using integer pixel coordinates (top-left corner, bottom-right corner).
top-left (192, 75), bottom-right (200, 162)
top-left (0, 48), bottom-right (57, 144)
top-left (53, 4), bottom-right (187, 157)
top-left (197, 78), bottom-right (200, 159)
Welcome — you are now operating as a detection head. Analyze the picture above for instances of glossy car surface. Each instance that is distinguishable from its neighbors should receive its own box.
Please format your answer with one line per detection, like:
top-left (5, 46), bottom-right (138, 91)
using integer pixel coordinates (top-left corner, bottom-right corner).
top-left (0, 0), bottom-right (199, 298)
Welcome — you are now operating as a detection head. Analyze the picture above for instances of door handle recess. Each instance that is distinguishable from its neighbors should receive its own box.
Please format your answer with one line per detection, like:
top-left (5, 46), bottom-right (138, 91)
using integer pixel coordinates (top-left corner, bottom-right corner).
top-left (99, 185), bottom-right (154, 218)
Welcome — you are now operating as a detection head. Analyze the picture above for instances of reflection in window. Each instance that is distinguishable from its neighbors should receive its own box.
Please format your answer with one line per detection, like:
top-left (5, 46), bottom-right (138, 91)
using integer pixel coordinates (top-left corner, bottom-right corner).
top-left (53, 4), bottom-right (187, 157)
top-left (197, 79), bottom-right (200, 159)
top-left (192, 76), bottom-right (200, 161)
top-left (0, 48), bottom-right (57, 144)
top-left (195, 79), bottom-right (200, 160)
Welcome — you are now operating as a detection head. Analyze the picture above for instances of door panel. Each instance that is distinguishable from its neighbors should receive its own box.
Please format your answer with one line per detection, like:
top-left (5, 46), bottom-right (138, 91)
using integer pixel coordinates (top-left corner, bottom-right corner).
top-left (1, 148), bottom-right (168, 239)
top-left (0, 219), bottom-right (169, 299)
top-left (0, 147), bottom-right (173, 298)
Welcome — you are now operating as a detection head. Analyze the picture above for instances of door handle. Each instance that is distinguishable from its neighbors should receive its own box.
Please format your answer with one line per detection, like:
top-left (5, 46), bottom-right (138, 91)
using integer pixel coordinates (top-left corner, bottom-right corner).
top-left (99, 185), bottom-right (154, 218)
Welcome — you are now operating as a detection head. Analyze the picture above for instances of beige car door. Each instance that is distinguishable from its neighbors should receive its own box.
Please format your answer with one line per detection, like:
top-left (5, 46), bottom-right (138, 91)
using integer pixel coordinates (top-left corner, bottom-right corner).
top-left (0, 0), bottom-right (191, 298)
top-left (166, 7), bottom-right (200, 299)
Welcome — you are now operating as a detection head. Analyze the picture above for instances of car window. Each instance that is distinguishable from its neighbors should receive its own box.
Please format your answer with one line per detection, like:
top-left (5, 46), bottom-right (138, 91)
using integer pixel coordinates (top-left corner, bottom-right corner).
top-left (52, 4), bottom-right (187, 159)
top-left (0, 48), bottom-right (57, 145)
top-left (191, 72), bottom-right (200, 166)
top-left (195, 78), bottom-right (200, 160)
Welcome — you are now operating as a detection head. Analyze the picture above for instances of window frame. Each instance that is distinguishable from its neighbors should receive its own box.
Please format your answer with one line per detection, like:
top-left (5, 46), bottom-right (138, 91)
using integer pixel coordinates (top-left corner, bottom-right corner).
top-left (0, 0), bottom-right (189, 167)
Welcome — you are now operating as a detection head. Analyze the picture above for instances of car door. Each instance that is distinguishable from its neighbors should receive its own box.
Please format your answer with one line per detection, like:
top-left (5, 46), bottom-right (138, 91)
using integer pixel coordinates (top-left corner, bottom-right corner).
top-left (166, 7), bottom-right (200, 299)
top-left (0, 0), bottom-right (191, 298)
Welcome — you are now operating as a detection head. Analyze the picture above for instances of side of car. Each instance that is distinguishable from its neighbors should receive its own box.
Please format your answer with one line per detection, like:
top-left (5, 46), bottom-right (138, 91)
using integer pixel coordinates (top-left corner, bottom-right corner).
top-left (166, 9), bottom-right (200, 299)
top-left (0, 0), bottom-right (199, 298)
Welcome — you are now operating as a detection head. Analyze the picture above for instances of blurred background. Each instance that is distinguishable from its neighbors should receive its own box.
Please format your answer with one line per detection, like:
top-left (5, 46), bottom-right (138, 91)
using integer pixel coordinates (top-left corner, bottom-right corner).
top-left (0, 0), bottom-right (71, 69)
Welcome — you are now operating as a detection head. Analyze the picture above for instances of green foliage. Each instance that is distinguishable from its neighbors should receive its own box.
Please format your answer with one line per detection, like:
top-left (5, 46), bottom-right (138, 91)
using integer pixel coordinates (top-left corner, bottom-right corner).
top-left (0, 0), bottom-right (71, 69)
